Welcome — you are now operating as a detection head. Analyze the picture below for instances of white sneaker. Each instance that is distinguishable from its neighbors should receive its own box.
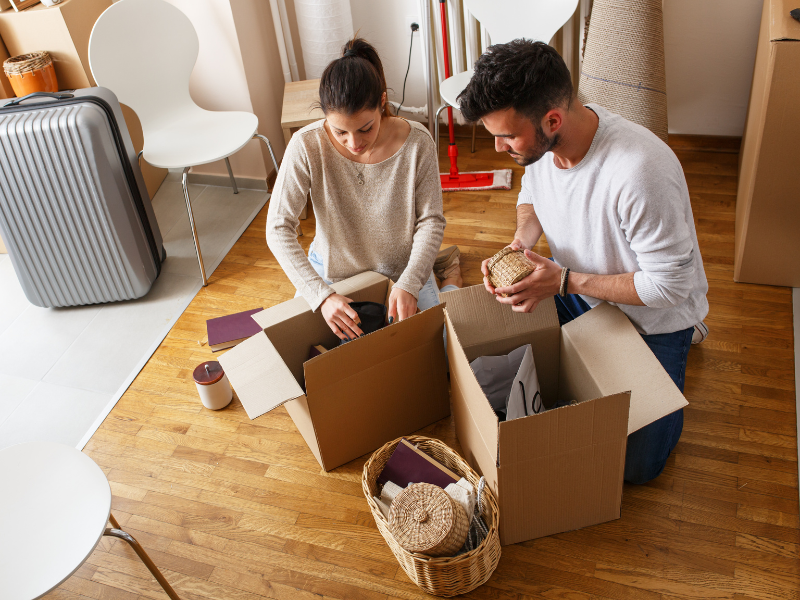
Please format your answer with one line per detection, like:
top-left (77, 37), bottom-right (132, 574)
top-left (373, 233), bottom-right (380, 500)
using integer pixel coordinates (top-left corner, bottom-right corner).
top-left (692, 321), bottom-right (709, 344)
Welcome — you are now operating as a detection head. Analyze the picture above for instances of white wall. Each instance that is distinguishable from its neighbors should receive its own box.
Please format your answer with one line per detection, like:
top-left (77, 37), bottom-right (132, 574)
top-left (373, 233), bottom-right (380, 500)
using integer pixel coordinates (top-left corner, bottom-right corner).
top-left (664, 0), bottom-right (762, 136)
top-left (350, 0), bottom-right (428, 112)
top-left (351, 0), bottom-right (763, 137)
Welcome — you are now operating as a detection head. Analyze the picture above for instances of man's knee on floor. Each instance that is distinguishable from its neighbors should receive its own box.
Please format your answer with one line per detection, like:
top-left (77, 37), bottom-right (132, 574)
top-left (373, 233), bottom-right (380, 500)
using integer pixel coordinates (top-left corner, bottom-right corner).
top-left (624, 452), bottom-right (669, 485)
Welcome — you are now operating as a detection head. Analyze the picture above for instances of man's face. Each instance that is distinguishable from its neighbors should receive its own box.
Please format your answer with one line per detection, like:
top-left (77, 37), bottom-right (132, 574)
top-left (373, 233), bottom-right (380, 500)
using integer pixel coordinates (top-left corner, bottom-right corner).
top-left (482, 108), bottom-right (558, 167)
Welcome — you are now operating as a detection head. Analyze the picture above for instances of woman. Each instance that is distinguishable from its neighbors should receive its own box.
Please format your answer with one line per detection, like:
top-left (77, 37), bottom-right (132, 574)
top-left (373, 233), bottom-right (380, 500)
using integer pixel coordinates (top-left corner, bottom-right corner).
top-left (267, 38), bottom-right (462, 342)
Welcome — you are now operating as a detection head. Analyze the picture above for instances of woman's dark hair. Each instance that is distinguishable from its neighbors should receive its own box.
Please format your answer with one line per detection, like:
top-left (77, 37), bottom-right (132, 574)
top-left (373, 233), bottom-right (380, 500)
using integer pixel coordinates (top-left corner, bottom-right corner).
top-left (318, 38), bottom-right (389, 117)
top-left (458, 40), bottom-right (573, 124)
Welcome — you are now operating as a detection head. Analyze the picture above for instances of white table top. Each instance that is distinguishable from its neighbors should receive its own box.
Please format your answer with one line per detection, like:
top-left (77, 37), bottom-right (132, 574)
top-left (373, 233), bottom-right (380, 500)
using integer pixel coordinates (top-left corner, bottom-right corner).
top-left (0, 442), bottom-right (111, 600)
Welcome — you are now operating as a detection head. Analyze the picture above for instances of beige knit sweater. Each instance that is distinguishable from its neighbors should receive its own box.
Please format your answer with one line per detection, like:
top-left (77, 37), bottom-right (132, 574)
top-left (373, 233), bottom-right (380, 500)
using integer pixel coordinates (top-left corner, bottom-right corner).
top-left (266, 119), bottom-right (446, 311)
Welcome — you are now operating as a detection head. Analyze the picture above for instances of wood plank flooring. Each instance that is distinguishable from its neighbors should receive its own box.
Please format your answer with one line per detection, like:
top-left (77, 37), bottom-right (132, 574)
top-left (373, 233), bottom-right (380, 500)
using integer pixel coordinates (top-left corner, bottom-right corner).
top-left (46, 132), bottom-right (798, 600)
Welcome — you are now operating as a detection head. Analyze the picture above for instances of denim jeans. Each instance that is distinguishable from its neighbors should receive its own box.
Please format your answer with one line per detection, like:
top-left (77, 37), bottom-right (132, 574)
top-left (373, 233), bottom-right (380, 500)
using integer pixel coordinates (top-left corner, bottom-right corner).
top-left (555, 293), bottom-right (692, 485)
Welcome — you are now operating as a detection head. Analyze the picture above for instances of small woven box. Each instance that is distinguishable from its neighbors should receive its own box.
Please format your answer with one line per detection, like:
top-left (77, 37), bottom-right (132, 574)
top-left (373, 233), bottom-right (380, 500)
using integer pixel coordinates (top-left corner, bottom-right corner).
top-left (487, 247), bottom-right (535, 296)
top-left (389, 483), bottom-right (469, 557)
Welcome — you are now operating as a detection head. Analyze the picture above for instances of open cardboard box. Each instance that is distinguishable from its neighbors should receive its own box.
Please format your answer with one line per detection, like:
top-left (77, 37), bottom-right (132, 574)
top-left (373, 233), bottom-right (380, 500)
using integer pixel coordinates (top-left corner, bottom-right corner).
top-left (441, 285), bottom-right (688, 545)
top-left (219, 272), bottom-right (450, 471)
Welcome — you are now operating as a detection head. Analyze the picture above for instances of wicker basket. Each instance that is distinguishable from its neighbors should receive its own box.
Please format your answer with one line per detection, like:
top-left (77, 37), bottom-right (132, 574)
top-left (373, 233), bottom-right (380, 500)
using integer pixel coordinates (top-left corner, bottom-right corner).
top-left (362, 436), bottom-right (501, 597)
top-left (3, 51), bottom-right (58, 97)
top-left (487, 247), bottom-right (535, 297)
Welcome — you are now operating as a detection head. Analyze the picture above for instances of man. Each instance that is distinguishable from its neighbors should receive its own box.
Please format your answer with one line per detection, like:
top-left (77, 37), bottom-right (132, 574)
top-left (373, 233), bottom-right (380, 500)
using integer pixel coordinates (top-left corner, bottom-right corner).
top-left (458, 40), bottom-right (709, 485)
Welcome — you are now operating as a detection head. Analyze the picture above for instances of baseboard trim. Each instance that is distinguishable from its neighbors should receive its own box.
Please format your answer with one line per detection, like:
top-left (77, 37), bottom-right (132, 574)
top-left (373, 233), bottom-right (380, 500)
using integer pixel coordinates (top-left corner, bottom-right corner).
top-left (186, 172), bottom-right (269, 191)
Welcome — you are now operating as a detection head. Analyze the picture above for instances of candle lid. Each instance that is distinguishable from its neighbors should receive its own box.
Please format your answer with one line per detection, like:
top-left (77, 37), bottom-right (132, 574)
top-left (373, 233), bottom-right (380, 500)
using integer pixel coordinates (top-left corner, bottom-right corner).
top-left (193, 361), bottom-right (225, 385)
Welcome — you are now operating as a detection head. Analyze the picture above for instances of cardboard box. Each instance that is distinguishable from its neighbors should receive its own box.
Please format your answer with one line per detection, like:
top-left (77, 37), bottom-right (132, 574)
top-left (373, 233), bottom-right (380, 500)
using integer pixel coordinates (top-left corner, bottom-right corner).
top-left (734, 0), bottom-right (800, 286)
top-left (0, 0), bottom-right (111, 90)
top-left (441, 285), bottom-right (688, 545)
top-left (219, 272), bottom-right (451, 472)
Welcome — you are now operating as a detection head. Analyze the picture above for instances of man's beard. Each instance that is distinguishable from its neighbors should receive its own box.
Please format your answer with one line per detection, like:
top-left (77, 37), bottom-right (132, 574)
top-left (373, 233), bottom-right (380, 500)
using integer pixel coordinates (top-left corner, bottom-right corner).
top-left (508, 126), bottom-right (558, 167)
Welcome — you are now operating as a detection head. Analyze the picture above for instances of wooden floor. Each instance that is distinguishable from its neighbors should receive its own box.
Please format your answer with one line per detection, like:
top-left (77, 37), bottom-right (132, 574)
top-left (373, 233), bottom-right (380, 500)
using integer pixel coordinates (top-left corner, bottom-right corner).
top-left (47, 133), bottom-right (799, 600)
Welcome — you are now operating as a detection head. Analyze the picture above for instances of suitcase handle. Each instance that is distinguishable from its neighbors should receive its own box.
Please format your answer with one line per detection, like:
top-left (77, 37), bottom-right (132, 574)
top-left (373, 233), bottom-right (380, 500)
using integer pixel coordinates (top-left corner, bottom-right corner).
top-left (4, 92), bottom-right (75, 107)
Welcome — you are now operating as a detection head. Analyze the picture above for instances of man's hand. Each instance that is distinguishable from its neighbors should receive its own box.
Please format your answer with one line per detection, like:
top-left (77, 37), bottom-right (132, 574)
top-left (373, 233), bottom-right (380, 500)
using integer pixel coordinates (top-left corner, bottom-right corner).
top-left (494, 249), bottom-right (562, 313)
top-left (388, 287), bottom-right (418, 323)
top-left (482, 239), bottom-right (533, 295)
top-left (321, 294), bottom-right (363, 341)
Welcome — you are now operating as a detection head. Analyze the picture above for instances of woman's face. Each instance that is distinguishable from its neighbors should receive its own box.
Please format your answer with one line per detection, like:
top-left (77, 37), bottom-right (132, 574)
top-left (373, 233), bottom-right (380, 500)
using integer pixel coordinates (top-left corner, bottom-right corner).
top-left (326, 102), bottom-right (384, 157)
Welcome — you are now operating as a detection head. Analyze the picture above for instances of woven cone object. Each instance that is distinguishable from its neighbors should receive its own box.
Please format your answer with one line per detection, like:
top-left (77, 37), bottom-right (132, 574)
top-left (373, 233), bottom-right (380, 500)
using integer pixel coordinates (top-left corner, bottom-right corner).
top-left (389, 483), bottom-right (469, 557)
top-left (578, 0), bottom-right (668, 143)
top-left (487, 247), bottom-right (535, 297)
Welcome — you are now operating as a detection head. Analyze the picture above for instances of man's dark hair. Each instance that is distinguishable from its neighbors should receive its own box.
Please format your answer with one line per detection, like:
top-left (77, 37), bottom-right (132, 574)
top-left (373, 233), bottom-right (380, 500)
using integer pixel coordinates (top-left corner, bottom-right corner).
top-left (458, 40), bottom-right (573, 124)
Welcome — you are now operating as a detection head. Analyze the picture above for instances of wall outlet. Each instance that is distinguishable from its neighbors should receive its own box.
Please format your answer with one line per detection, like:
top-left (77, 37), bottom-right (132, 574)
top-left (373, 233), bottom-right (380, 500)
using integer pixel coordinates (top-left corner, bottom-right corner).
top-left (405, 15), bottom-right (420, 36)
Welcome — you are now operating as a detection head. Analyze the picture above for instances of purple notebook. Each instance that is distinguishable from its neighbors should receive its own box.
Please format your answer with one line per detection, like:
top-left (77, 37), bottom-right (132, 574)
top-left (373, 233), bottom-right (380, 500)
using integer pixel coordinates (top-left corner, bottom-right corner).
top-left (207, 308), bottom-right (263, 351)
top-left (377, 439), bottom-right (460, 489)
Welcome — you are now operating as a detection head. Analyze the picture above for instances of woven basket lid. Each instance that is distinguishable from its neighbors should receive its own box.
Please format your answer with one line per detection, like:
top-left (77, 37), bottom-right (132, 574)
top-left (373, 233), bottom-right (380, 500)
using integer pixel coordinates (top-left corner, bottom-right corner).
top-left (388, 483), bottom-right (469, 557)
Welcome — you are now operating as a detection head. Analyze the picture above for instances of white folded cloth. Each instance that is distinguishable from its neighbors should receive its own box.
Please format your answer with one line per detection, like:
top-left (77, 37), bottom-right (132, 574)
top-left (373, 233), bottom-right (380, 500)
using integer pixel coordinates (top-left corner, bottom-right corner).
top-left (445, 478), bottom-right (476, 519)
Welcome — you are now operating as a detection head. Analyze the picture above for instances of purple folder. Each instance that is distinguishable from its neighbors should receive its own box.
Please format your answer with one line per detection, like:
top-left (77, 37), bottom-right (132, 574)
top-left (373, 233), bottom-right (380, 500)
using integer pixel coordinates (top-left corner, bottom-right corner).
top-left (377, 439), bottom-right (460, 489)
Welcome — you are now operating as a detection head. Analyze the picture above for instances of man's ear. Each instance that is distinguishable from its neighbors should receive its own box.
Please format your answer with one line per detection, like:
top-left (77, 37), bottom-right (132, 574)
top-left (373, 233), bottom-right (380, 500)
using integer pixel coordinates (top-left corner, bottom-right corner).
top-left (542, 108), bottom-right (565, 135)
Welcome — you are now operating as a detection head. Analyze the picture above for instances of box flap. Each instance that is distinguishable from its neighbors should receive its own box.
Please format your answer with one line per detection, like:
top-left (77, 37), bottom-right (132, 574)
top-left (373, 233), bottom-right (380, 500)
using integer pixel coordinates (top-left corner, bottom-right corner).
top-left (440, 284), bottom-right (559, 349)
top-left (252, 272), bottom-right (389, 387)
top-left (445, 313), bottom-right (500, 465)
top-left (770, 0), bottom-right (800, 41)
top-left (496, 393), bottom-right (629, 545)
top-left (218, 331), bottom-right (305, 419)
top-left (562, 303), bottom-right (688, 434)
top-left (305, 304), bottom-right (450, 470)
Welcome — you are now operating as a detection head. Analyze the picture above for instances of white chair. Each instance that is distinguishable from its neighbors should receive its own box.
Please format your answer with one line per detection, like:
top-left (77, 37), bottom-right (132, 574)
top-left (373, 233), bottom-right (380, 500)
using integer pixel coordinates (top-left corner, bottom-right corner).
top-left (0, 442), bottom-right (181, 600)
top-left (89, 0), bottom-right (280, 287)
top-left (435, 0), bottom-right (580, 147)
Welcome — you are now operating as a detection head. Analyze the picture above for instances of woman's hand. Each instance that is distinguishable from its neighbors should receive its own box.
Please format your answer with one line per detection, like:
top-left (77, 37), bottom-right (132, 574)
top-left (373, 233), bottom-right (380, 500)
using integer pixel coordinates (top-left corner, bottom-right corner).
top-left (388, 287), bottom-right (417, 323)
top-left (320, 294), bottom-right (363, 341)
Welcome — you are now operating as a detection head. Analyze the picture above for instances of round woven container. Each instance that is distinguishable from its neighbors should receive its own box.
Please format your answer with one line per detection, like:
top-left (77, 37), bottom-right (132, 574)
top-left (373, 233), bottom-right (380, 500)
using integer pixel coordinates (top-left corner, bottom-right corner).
top-left (3, 52), bottom-right (58, 97)
top-left (389, 483), bottom-right (469, 557)
top-left (487, 247), bottom-right (535, 297)
top-left (363, 436), bottom-right (501, 597)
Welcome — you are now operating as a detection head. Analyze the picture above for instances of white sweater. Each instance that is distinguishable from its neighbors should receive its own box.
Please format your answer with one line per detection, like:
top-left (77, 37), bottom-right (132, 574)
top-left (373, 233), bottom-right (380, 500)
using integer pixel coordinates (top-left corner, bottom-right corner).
top-left (518, 104), bottom-right (709, 335)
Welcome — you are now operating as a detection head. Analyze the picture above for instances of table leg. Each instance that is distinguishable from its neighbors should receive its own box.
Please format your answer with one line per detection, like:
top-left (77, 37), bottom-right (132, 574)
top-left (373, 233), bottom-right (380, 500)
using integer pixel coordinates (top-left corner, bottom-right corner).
top-left (105, 513), bottom-right (181, 600)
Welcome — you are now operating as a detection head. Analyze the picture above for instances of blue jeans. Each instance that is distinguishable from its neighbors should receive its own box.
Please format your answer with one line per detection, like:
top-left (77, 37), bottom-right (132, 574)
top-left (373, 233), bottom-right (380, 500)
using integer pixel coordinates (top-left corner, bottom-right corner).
top-left (555, 293), bottom-right (692, 485)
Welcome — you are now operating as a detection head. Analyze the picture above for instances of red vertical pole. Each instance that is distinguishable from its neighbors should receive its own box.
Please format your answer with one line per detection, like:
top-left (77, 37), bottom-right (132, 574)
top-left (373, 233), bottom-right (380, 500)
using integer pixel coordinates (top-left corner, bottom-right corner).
top-left (439, 0), bottom-right (459, 177)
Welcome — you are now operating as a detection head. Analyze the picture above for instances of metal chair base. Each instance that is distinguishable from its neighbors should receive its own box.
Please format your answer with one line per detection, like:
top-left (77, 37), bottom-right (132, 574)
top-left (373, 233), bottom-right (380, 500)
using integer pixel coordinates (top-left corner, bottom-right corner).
top-left (105, 513), bottom-right (181, 600)
top-left (179, 132), bottom-right (283, 286)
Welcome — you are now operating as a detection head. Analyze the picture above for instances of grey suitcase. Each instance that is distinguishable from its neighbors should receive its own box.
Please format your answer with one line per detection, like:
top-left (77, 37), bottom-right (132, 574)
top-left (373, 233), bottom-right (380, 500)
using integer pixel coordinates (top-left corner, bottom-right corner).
top-left (0, 88), bottom-right (164, 308)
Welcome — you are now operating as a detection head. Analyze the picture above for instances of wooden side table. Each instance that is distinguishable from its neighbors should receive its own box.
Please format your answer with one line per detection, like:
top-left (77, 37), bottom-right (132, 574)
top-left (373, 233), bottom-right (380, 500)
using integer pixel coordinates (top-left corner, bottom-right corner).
top-left (281, 80), bottom-right (323, 225)
top-left (280, 79), bottom-right (324, 145)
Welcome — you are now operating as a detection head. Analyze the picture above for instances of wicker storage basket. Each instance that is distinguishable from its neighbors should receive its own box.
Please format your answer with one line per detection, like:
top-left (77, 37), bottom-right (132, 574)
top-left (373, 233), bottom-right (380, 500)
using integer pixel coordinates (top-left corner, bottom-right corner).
top-left (487, 247), bottom-right (535, 297)
top-left (389, 483), bottom-right (469, 556)
top-left (363, 436), bottom-right (501, 597)
top-left (3, 52), bottom-right (58, 97)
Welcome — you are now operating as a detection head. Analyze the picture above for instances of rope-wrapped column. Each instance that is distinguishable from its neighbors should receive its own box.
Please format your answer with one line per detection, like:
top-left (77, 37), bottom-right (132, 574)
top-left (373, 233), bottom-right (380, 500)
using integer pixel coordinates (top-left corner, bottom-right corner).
top-left (578, 0), bottom-right (668, 142)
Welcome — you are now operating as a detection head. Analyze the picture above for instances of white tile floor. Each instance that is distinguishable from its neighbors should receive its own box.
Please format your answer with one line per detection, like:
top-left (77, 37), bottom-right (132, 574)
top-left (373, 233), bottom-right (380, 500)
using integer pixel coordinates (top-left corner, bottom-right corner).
top-left (0, 176), bottom-right (269, 450)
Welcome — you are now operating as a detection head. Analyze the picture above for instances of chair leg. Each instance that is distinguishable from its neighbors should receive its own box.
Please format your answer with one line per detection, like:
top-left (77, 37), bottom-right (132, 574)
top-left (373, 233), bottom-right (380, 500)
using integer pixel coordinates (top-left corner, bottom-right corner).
top-left (252, 133), bottom-right (280, 183)
top-left (471, 123), bottom-right (477, 153)
top-left (182, 167), bottom-right (208, 286)
top-left (253, 132), bottom-right (301, 236)
top-left (224, 157), bottom-right (238, 194)
top-left (105, 514), bottom-right (181, 600)
top-left (434, 104), bottom-right (448, 152)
